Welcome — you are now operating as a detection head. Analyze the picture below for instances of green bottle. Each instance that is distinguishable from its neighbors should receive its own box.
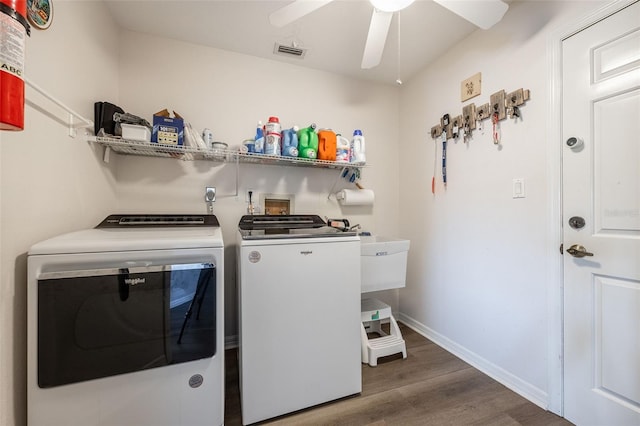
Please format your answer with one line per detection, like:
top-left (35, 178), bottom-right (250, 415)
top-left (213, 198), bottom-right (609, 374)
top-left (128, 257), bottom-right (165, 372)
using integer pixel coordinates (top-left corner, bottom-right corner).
top-left (297, 124), bottom-right (318, 159)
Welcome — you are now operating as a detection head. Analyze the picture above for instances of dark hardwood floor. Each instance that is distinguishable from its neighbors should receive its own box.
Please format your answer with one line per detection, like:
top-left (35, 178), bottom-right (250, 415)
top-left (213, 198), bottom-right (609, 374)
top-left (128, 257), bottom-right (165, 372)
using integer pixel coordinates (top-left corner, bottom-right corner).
top-left (224, 323), bottom-right (572, 425)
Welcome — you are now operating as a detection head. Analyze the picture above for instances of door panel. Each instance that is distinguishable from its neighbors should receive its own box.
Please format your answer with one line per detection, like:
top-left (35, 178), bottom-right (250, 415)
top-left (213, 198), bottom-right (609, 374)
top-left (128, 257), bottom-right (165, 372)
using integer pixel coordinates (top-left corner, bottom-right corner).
top-left (562, 2), bottom-right (640, 425)
top-left (596, 276), bottom-right (640, 406)
top-left (592, 28), bottom-right (640, 82)
top-left (594, 89), bottom-right (640, 233)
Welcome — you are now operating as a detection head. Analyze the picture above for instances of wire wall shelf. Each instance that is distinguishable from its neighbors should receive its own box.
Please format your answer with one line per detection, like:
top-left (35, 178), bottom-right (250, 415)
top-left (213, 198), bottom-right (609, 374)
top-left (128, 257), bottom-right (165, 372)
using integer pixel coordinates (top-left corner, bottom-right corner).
top-left (91, 137), bottom-right (367, 169)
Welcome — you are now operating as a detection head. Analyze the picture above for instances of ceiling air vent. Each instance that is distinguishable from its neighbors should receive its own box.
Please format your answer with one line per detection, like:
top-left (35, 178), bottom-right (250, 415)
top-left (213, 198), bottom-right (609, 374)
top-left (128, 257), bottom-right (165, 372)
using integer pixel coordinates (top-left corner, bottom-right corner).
top-left (274, 43), bottom-right (306, 59)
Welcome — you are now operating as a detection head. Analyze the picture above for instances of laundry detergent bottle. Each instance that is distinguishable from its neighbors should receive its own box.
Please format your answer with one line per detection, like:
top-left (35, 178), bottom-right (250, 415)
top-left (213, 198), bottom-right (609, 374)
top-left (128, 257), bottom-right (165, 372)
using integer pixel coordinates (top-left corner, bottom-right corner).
top-left (351, 129), bottom-right (366, 164)
top-left (282, 126), bottom-right (299, 157)
top-left (336, 134), bottom-right (350, 163)
top-left (264, 116), bottom-right (282, 156)
top-left (317, 129), bottom-right (337, 161)
top-left (297, 124), bottom-right (318, 159)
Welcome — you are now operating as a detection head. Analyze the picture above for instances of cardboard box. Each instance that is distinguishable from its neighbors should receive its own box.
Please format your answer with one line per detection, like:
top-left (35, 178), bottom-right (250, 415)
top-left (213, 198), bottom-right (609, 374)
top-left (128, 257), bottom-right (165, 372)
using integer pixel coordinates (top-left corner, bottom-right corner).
top-left (151, 113), bottom-right (184, 146)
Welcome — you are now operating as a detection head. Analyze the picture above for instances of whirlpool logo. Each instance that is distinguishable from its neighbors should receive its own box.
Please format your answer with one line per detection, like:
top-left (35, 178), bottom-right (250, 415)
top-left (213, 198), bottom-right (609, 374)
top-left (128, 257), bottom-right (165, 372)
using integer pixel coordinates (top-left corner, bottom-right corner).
top-left (124, 277), bottom-right (145, 286)
top-left (300, 250), bottom-right (313, 256)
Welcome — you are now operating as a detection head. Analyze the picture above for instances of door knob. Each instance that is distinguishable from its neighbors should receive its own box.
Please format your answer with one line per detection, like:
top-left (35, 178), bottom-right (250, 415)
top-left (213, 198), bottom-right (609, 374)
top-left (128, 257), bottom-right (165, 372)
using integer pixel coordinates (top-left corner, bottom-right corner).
top-left (566, 244), bottom-right (594, 258)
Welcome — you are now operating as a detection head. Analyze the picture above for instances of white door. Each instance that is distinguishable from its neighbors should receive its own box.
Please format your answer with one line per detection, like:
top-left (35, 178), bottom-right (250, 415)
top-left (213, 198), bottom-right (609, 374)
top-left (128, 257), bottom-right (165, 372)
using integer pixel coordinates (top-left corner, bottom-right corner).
top-left (562, 2), bottom-right (640, 425)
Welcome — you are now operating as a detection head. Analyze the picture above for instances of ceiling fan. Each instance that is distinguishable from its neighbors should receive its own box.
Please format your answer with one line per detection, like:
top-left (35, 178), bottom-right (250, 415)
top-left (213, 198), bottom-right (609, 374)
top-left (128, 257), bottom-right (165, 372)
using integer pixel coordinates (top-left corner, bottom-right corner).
top-left (269, 0), bottom-right (509, 69)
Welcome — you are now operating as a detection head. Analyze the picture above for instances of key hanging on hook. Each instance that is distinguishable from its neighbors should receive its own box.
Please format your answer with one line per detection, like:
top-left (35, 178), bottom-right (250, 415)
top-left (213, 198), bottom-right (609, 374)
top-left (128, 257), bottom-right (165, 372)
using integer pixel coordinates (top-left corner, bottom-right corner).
top-left (441, 129), bottom-right (448, 188)
top-left (511, 105), bottom-right (521, 120)
top-left (492, 111), bottom-right (500, 145)
top-left (431, 130), bottom-right (438, 194)
top-left (463, 115), bottom-right (472, 142)
top-left (440, 114), bottom-right (450, 188)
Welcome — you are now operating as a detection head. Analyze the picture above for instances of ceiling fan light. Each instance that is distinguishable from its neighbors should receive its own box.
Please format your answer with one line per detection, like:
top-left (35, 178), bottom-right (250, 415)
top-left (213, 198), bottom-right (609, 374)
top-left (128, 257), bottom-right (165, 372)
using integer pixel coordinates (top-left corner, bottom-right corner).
top-left (369, 0), bottom-right (415, 13)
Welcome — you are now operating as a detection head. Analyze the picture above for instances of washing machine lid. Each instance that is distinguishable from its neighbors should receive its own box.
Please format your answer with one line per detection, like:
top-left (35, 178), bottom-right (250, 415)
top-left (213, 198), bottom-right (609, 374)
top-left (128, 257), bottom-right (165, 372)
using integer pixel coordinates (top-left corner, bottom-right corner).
top-left (29, 214), bottom-right (224, 255)
top-left (97, 214), bottom-right (220, 228)
top-left (239, 214), bottom-right (325, 230)
top-left (238, 214), bottom-right (356, 240)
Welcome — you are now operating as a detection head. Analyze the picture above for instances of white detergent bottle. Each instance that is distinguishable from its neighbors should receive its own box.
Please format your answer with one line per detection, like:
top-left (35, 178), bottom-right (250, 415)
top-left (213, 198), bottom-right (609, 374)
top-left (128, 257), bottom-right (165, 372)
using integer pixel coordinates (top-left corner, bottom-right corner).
top-left (336, 134), bottom-right (350, 163)
top-left (264, 116), bottom-right (282, 156)
top-left (351, 129), bottom-right (366, 164)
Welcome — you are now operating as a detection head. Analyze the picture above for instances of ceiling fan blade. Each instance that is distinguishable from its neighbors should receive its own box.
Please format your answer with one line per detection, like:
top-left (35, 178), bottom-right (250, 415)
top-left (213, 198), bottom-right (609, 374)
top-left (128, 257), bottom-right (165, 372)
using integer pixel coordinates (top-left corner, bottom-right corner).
top-left (269, 0), bottom-right (335, 27)
top-left (361, 9), bottom-right (393, 69)
top-left (433, 0), bottom-right (508, 30)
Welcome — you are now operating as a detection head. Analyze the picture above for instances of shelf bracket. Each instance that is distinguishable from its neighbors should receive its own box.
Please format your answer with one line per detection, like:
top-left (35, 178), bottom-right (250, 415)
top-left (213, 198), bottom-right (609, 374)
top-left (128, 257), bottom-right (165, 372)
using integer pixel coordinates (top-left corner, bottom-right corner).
top-left (327, 166), bottom-right (348, 200)
top-left (24, 76), bottom-right (94, 138)
top-left (103, 145), bottom-right (111, 163)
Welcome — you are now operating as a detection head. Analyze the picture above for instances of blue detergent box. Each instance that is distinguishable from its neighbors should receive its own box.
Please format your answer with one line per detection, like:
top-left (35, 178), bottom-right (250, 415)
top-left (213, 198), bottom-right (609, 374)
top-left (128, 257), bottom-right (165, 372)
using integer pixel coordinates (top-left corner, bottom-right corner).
top-left (151, 113), bottom-right (184, 146)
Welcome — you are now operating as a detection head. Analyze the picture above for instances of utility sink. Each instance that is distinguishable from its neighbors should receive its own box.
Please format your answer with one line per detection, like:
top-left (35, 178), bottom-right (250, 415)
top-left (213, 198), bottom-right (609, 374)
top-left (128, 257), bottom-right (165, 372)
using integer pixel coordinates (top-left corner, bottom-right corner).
top-left (360, 235), bottom-right (410, 293)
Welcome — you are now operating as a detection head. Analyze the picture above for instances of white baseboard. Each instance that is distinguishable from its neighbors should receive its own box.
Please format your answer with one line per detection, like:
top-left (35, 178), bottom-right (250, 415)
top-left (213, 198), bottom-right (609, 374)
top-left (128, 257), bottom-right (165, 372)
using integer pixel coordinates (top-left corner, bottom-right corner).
top-left (397, 312), bottom-right (549, 410)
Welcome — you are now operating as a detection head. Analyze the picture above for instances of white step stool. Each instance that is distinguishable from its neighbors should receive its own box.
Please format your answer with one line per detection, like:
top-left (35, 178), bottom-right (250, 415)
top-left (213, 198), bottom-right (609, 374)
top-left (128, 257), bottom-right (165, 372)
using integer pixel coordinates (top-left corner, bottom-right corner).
top-left (360, 298), bottom-right (407, 367)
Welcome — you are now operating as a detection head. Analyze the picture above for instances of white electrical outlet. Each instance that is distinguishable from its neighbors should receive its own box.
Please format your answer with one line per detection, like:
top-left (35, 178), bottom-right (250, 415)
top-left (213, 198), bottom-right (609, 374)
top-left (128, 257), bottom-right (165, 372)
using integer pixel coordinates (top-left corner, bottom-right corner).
top-left (513, 178), bottom-right (525, 198)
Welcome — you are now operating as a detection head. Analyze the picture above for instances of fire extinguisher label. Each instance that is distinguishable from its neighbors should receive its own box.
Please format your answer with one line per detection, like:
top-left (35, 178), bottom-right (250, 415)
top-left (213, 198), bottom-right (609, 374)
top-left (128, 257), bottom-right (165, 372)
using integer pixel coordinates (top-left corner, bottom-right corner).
top-left (0, 11), bottom-right (26, 81)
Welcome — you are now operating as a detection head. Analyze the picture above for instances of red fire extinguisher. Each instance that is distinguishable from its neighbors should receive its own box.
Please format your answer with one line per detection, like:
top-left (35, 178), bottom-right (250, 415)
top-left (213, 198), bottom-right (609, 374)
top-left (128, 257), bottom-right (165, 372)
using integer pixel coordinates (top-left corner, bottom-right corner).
top-left (0, 0), bottom-right (30, 131)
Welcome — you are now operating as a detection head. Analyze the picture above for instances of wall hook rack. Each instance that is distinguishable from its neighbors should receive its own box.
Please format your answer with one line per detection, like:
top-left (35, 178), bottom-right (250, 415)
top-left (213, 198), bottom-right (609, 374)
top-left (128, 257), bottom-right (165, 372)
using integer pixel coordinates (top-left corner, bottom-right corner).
top-left (429, 87), bottom-right (530, 142)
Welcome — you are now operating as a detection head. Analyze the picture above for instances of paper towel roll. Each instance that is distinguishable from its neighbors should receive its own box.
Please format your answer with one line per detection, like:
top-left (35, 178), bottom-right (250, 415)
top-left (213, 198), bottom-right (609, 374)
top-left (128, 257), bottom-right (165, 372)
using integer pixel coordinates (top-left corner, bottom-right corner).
top-left (336, 189), bottom-right (375, 206)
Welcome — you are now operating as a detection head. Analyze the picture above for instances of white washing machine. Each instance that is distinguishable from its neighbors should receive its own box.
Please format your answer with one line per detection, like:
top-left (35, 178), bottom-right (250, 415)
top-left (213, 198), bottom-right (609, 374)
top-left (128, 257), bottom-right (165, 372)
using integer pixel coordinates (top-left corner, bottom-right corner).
top-left (27, 214), bottom-right (225, 426)
top-left (237, 215), bottom-right (362, 425)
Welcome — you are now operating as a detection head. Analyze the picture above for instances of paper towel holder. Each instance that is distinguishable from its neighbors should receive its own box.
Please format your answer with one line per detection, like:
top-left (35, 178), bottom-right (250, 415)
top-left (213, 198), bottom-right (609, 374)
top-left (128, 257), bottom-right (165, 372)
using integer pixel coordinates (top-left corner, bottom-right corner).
top-left (335, 188), bottom-right (375, 206)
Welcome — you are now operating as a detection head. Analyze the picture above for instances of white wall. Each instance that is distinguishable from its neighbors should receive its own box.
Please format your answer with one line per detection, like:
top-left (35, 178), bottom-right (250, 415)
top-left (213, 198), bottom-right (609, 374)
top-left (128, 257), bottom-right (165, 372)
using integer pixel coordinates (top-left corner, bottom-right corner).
top-left (1, 6), bottom-right (402, 422)
top-left (113, 30), bottom-right (402, 340)
top-left (1, 7), bottom-right (402, 424)
top-left (0, 2), bottom-right (121, 424)
top-left (397, 0), bottom-right (605, 408)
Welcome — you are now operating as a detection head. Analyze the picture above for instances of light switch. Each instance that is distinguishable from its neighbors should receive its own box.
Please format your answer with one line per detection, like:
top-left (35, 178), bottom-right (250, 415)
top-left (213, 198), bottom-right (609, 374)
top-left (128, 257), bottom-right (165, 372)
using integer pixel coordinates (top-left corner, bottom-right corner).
top-left (513, 178), bottom-right (525, 198)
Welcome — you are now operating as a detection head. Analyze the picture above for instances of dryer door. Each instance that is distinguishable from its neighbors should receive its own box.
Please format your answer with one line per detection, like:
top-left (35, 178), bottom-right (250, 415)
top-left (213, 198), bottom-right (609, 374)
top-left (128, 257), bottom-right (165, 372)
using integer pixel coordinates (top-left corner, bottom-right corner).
top-left (37, 263), bottom-right (216, 388)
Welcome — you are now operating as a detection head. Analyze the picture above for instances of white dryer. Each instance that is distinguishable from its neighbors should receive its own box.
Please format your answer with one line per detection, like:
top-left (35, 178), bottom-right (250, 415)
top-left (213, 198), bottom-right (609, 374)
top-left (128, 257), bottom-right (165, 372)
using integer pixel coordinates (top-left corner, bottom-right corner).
top-left (27, 214), bottom-right (224, 426)
top-left (237, 215), bottom-right (362, 425)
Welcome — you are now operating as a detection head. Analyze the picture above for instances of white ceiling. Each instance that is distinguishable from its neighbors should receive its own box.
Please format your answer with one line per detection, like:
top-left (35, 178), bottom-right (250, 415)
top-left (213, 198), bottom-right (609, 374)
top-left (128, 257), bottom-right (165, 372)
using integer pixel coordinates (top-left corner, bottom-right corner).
top-left (103, 0), bottom-right (491, 86)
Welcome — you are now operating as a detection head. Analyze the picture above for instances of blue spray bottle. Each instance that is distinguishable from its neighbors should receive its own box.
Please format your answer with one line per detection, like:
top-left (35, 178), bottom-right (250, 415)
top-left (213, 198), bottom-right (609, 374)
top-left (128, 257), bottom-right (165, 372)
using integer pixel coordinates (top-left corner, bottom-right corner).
top-left (254, 121), bottom-right (264, 154)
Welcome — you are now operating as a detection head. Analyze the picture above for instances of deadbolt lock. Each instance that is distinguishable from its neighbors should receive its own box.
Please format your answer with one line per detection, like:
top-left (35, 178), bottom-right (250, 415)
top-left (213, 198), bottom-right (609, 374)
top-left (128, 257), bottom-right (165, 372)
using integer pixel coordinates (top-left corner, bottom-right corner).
top-left (569, 216), bottom-right (586, 229)
top-left (566, 137), bottom-right (584, 151)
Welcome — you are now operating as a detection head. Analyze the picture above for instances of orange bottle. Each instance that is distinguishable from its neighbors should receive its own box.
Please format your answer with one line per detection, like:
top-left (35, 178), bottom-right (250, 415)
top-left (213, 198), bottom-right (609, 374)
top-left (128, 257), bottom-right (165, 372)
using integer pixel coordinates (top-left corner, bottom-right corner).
top-left (317, 129), bottom-right (337, 161)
